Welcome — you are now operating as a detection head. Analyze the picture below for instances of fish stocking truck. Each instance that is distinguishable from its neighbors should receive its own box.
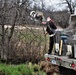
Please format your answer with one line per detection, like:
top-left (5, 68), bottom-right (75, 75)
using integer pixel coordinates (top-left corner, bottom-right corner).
top-left (44, 14), bottom-right (76, 75)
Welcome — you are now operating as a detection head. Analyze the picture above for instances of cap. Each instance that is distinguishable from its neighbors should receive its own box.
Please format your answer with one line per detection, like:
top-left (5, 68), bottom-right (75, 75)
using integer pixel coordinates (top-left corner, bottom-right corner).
top-left (30, 11), bottom-right (36, 17)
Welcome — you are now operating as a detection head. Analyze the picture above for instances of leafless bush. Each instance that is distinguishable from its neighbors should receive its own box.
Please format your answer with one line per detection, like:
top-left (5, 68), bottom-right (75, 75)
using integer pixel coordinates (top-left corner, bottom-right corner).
top-left (5, 27), bottom-right (49, 64)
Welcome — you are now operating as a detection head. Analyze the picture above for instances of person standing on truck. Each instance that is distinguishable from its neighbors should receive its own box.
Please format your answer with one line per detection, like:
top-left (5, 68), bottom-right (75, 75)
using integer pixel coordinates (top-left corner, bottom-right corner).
top-left (45, 17), bottom-right (57, 54)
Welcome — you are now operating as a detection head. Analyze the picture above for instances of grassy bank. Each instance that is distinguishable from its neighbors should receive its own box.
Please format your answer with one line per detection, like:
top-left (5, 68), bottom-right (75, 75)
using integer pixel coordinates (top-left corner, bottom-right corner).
top-left (0, 63), bottom-right (46, 75)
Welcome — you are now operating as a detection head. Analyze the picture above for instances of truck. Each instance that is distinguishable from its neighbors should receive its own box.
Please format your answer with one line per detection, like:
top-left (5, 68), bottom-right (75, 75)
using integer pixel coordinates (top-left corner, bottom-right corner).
top-left (44, 14), bottom-right (76, 75)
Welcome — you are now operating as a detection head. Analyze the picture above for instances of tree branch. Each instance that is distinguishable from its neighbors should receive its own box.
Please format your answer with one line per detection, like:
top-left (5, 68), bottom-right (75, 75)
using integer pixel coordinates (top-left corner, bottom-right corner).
top-left (8, 11), bottom-right (17, 42)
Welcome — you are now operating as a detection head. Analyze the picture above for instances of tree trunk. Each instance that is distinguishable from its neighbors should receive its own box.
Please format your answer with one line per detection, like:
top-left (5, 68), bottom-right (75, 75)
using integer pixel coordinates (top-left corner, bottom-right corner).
top-left (1, 25), bottom-right (7, 60)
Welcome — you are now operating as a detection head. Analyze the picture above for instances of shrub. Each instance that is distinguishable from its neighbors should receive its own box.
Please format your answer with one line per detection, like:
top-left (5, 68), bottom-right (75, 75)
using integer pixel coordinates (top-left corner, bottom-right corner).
top-left (5, 28), bottom-right (49, 64)
top-left (0, 63), bottom-right (47, 75)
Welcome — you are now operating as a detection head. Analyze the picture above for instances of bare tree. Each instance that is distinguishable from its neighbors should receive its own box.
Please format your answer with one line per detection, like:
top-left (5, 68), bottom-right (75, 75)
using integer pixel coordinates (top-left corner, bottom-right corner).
top-left (0, 0), bottom-right (18, 60)
top-left (61, 0), bottom-right (76, 14)
top-left (0, 0), bottom-right (34, 61)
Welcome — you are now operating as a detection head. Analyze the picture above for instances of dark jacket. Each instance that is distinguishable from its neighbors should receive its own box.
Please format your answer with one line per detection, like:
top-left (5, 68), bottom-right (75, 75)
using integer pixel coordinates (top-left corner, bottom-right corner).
top-left (46, 21), bottom-right (57, 35)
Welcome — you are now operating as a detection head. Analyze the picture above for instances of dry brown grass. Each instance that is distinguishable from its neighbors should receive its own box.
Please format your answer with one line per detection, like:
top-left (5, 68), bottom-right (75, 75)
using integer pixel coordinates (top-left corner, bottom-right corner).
top-left (39, 61), bottom-right (59, 75)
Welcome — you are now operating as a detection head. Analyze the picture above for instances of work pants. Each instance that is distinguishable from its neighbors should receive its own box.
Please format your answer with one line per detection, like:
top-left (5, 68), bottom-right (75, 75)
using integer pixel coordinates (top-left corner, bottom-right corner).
top-left (48, 37), bottom-right (54, 54)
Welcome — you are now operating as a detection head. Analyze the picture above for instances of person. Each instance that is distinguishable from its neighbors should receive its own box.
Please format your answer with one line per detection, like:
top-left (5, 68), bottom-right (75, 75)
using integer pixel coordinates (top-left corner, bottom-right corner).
top-left (45, 17), bottom-right (57, 54)
top-left (30, 11), bottom-right (44, 22)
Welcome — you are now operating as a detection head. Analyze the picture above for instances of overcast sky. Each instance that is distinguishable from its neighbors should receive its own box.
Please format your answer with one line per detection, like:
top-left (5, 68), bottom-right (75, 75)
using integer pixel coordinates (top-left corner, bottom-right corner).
top-left (29, 0), bottom-right (76, 13)
top-left (31, 0), bottom-right (66, 11)
top-left (43, 0), bottom-right (66, 11)
top-left (47, 0), bottom-right (60, 4)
